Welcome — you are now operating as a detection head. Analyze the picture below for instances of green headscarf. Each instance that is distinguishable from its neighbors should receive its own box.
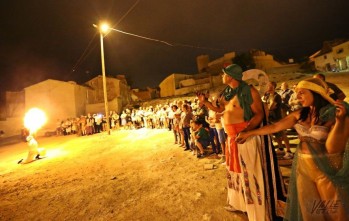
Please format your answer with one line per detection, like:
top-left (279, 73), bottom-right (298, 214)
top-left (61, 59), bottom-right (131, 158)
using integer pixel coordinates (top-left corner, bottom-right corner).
top-left (222, 64), bottom-right (253, 121)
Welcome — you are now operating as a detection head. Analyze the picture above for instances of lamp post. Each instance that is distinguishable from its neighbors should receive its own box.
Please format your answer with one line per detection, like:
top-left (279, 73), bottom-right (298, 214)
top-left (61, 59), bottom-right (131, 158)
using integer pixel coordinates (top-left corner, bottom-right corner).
top-left (94, 23), bottom-right (111, 135)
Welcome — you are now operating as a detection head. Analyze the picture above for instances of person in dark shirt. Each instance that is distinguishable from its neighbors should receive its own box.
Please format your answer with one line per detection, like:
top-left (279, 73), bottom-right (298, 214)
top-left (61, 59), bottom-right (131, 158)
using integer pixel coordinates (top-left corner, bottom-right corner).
top-left (263, 81), bottom-right (293, 159)
top-left (279, 82), bottom-right (294, 117)
top-left (192, 119), bottom-right (209, 158)
top-left (313, 73), bottom-right (346, 101)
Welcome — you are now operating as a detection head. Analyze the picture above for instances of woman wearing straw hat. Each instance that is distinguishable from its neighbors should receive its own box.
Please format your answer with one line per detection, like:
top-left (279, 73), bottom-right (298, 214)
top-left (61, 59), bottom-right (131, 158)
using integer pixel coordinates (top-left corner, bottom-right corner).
top-left (236, 77), bottom-right (349, 220)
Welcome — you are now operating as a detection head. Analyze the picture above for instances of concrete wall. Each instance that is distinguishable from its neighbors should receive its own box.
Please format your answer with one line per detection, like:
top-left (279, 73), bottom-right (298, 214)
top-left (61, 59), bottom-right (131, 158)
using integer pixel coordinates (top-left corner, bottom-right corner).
top-left (332, 41), bottom-right (349, 70)
top-left (254, 54), bottom-right (282, 71)
top-left (267, 63), bottom-right (301, 74)
top-left (118, 80), bottom-right (132, 107)
top-left (179, 79), bottom-right (196, 87)
top-left (160, 74), bottom-right (191, 97)
top-left (86, 97), bottom-right (120, 115)
top-left (132, 90), bottom-right (152, 101)
top-left (5, 91), bottom-right (25, 118)
top-left (313, 52), bottom-right (335, 71)
top-left (211, 74), bottom-right (223, 87)
top-left (160, 73), bottom-right (224, 98)
top-left (74, 85), bottom-right (89, 117)
top-left (174, 83), bottom-right (211, 96)
top-left (85, 75), bottom-right (131, 109)
top-left (197, 55), bottom-right (210, 73)
top-left (24, 79), bottom-right (85, 129)
top-left (0, 117), bottom-right (23, 137)
top-left (159, 75), bottom-right (176, 97)
top-left (85, 76), bottom-right (119, 103)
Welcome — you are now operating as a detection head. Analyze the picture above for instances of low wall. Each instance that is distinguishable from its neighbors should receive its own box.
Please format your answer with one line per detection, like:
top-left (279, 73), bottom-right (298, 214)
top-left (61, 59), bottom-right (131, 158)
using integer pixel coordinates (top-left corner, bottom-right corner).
top-left (174, 83), bottom-right (211, 96)
top-left (0, 117), bottom-right (23, 137)
top-left (86, 98), bottom-right (120, 115)
top-left (267, 64), bottom-right (300, 74)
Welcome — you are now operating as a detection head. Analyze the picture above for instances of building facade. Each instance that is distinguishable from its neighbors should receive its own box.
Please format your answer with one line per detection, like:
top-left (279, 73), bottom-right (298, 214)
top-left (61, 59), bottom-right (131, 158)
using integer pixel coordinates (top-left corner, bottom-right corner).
top-left (311, 39), bottom-right (349, 72)
top-left (24, 79), bottom-right (89, 129)
top-left (84, 75), bottom-right (132, 114)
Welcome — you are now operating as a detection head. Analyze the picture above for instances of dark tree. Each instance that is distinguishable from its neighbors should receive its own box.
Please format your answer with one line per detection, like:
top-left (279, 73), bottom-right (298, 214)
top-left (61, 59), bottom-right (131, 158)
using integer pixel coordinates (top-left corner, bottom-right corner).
top-left (233, 52), bottom-right (256, 71)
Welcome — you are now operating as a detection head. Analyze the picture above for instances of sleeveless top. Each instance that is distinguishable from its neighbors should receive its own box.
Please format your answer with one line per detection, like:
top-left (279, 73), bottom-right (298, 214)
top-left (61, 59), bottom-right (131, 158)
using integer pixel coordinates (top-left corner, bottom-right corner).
top-left (294, 123), bottom-right (329, 144)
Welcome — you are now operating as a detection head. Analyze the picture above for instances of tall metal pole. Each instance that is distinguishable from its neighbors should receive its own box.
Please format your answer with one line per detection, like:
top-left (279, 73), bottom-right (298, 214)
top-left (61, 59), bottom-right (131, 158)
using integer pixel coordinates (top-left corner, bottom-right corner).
top-left (99, 31), bottom-right (111, 135)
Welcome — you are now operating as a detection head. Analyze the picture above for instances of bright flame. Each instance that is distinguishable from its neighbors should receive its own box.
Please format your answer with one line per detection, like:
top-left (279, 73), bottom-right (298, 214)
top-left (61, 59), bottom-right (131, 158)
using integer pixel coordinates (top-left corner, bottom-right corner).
top-left (100, 23), bottom-right (110, 33)
top-left (24, 108), bottom-right (47, 134)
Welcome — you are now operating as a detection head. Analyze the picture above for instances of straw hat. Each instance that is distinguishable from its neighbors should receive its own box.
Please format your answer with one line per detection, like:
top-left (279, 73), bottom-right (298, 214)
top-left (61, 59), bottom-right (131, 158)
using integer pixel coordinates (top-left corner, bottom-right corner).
top-left (296, 78), bottom-right (335, 104)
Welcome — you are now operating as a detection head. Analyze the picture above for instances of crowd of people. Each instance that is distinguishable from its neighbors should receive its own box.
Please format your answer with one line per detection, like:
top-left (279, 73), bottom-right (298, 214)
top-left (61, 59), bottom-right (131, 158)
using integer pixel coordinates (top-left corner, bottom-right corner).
top-left (26, 63), bottom-right (349, 220)
top-left (55, 96), bottom-right (226, 160)
top-left (201, 64), bottom-right (349, 221)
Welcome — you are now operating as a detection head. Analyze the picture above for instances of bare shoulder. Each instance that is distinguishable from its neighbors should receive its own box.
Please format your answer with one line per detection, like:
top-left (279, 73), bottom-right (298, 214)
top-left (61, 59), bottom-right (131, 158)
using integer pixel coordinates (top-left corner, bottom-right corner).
top-left (250, 86), bottom-right (260, 96)
top-left (249, 86), bottom-right (262, 103)
top-left (288, 109), bottom-right (301, 122)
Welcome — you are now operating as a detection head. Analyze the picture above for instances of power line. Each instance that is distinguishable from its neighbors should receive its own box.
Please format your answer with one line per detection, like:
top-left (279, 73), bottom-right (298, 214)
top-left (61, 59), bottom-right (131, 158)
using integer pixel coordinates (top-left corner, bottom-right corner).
top-left (71, 33), bottom-right (97, 73)
top-left (113, 0), bottom-right (140, 28)
top-left (109, 27), bottom-right (227, 51)
top-left (110, 28), bottom-right (173, 46)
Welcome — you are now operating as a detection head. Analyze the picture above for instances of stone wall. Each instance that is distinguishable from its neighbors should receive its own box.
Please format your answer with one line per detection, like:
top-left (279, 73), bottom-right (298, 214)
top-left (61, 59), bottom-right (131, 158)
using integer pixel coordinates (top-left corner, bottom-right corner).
top-left (86, 98), bottom-right (120, 115)
top-left (267, 63), bottom-right (301, 74)
top-left (0, 117), bottom-right (23, 137)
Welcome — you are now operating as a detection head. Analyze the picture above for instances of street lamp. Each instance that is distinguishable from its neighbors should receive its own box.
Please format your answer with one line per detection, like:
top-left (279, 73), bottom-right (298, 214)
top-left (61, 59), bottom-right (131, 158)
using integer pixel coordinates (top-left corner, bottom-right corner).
top-left (93, 23), bottom-right (111, 135)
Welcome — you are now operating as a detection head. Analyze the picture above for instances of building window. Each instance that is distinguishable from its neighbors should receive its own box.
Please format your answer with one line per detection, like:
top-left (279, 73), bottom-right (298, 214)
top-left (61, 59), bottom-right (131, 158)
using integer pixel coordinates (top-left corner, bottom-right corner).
top-left (324, 55), bottom-right (327, 59)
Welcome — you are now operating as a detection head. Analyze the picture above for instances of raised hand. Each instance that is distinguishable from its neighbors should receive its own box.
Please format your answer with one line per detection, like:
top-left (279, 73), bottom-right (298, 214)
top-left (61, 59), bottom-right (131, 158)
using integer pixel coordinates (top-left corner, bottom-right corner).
top-left (334, 101), bottom-right (347, 120)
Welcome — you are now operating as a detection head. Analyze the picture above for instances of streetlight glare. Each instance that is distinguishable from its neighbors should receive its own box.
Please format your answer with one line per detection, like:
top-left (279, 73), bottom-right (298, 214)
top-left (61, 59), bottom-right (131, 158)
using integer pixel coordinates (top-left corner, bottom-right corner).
top-left (100, 23), bottom-right (110, 33)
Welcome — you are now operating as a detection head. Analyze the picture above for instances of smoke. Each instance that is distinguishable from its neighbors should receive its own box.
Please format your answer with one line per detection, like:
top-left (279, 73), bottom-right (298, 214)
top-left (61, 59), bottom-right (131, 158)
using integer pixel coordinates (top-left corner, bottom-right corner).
top-left (5, 49), bottom-right (70, 91)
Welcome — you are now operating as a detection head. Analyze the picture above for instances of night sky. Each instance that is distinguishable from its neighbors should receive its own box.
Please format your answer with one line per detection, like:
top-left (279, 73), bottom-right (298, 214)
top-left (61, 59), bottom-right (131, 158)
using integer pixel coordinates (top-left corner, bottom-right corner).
top-left (1, 0), bottom-right (348, 93)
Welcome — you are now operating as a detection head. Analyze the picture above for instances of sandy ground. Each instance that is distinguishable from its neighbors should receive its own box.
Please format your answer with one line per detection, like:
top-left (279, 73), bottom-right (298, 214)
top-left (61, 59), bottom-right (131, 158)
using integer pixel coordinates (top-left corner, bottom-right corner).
top-left (1, 129), bottom-right (252, 221)
top-left (0, 72), bottom-right (348, 221)
top-left (0, 128), bottom-right (296, 221)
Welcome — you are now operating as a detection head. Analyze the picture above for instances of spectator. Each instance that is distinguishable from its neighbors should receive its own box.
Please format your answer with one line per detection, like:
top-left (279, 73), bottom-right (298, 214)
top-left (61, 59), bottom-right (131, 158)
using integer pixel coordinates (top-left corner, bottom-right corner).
top-left (199, 64), bottom-right (285, 220)
top-left (205, 107), bottom-right (221, 155)
top-left (192, 119), bottom-right (210, 158)
top-left (180, 103), bottom-right (194, 151)
top-left (288, 83), bottom-right (302, 112)
top-left (237, 77), bottom-right (349, 220)
top-left (313, 73), bottom-right (346, 101)
top-left (279, 82), bottom-right (294, 117)
top-left (263, 81), bottom-right (293, 159)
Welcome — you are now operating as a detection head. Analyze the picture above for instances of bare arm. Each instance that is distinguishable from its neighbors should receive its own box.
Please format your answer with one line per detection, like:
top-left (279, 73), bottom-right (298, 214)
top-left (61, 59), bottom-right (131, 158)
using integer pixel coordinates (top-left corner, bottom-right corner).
top-left (326, 102), bottom-right (349, 153)
top-left (236, 110), bottom-right (299, 143)
top-left (198, 94), bottom-right (225, 113)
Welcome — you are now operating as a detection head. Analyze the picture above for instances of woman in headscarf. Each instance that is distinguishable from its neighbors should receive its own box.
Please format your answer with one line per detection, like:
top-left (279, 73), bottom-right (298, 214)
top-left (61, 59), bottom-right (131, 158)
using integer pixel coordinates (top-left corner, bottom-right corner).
top-left (236, 77), bottom-right (349, 221)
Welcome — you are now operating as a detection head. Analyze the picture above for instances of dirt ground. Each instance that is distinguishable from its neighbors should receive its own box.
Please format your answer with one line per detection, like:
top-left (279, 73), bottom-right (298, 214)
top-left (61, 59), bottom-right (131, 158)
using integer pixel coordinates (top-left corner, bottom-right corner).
top-left (1, 129), bottom-right (253, 221)
top-left (0, 72), bottom-right (348, 221)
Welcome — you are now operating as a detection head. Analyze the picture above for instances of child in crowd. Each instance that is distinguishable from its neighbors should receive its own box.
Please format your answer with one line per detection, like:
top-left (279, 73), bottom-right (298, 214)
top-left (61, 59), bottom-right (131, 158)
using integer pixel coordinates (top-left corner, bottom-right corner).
top-left (192, 119), bottom-right (210, 158)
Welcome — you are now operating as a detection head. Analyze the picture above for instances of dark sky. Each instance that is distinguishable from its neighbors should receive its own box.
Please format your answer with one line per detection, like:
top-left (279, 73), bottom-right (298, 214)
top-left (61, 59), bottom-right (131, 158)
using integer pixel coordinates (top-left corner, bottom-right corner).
top-left (0, 0), bottom-right (348, 92)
